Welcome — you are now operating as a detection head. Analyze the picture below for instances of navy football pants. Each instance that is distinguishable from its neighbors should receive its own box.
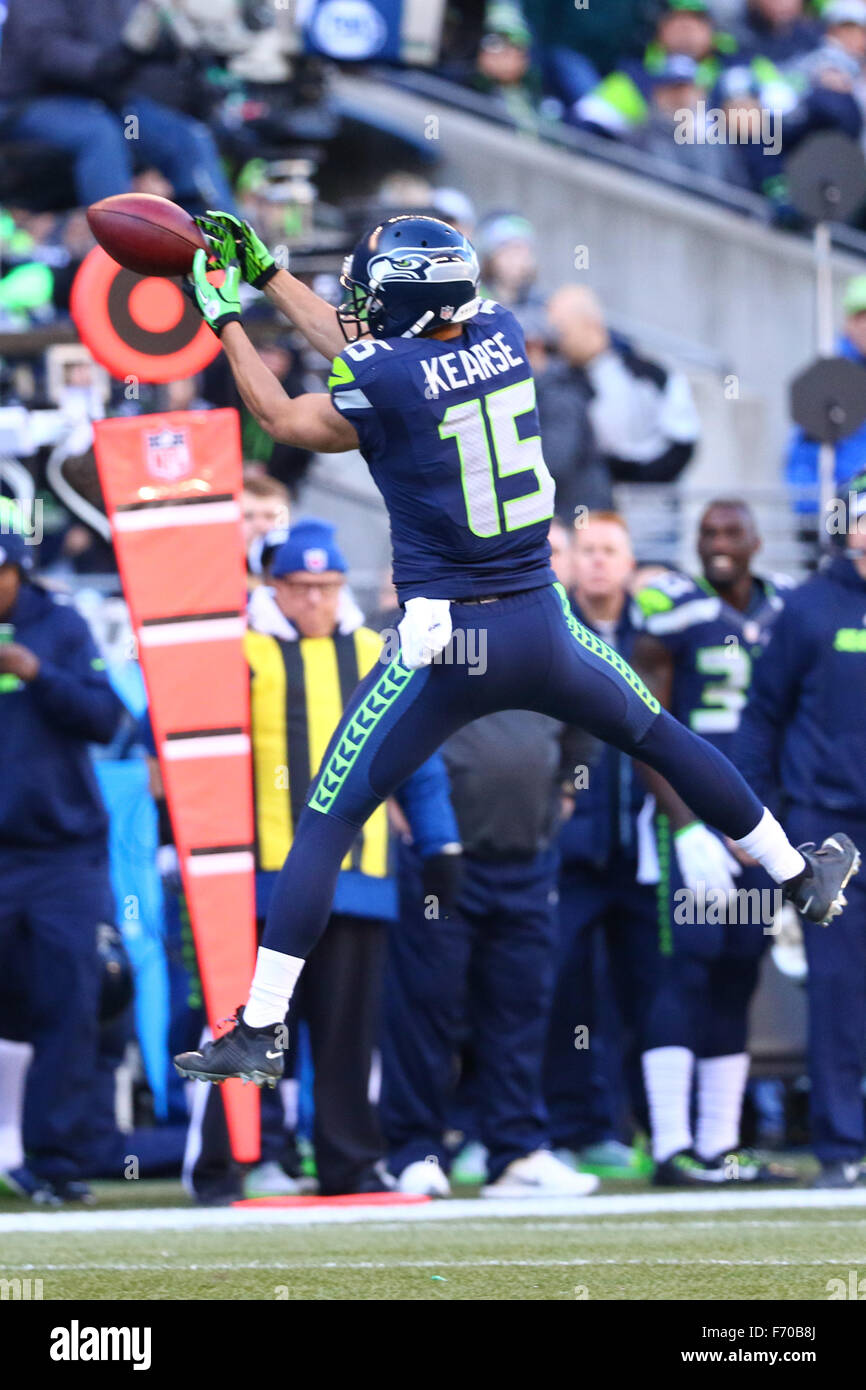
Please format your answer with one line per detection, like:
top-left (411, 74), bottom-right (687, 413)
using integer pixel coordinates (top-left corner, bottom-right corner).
top-left (263, 584), bottom-right (765, 961)
top-left (543, 861), bottom-right (659, 1149)
top-left (0, 844), bottom-right (107, 1180)
top-left (644, 820), bottom-right (770, 1059)
top-left (788, 807), bottom-right (866, 1164)
top-left (381, 843), bottom-right (559, 1182)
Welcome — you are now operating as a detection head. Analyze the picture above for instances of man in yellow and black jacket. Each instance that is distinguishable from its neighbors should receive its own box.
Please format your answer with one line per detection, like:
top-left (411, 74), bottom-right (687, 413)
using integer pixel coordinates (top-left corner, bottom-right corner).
top-left (186, 519), bottom-right (461, 1202)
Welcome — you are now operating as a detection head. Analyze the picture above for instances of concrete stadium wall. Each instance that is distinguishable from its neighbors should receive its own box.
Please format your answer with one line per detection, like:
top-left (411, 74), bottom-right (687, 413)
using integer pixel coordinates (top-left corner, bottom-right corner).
top-left (337, 74), bottom-right (866, 511)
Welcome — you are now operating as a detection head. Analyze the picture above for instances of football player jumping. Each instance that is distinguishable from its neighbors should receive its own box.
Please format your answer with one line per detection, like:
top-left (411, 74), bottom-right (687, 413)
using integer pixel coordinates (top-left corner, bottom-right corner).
top-left (174, 211), bottom-right (859, 1087)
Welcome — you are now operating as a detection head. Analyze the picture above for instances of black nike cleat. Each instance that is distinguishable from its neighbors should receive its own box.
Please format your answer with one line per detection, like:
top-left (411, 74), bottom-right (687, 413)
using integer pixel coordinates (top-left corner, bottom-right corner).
top-left (0, 1165), bottom-right (63, 1206)
top-left (174, 1007), bottom-right (286, 1087)
top-left (811, 1160), bottom-right (866, 1189)
top-left (653, 1149), bottom-right (796, 1186)
top-left (50, 1178), bottom-right (97, 1205)
top-left (652, 1151), bottom-right (709, 1187)
top-left (784, 833), bottom-right (861, 926)
top-left (695, 1150), bottom-right (797, 1184)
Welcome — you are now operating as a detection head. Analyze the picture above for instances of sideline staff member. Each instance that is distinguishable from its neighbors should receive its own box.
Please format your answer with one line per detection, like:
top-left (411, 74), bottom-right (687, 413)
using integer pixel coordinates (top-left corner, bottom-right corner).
top-left (0, 526), bottom-right (123, 1201)
top-left (736, 475), bottom-right (866, 1189)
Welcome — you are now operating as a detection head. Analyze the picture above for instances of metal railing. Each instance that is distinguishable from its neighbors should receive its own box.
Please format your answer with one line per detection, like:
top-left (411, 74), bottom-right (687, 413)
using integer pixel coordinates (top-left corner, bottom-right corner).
top-left (377, 66), bottom-right (866, 260)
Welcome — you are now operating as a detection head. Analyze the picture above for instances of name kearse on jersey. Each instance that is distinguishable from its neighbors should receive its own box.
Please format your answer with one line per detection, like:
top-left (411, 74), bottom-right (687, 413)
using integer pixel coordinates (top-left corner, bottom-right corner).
top-left (419, 331), bottom-right (525, 398)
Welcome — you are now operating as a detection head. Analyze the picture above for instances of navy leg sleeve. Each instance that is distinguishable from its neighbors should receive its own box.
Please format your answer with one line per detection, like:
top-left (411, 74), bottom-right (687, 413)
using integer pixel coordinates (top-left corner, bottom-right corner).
top-left (632, 713), bottom-right (764, 841)
top-left (262, 584), bottom-right (766, 961)
top-left (261, 652), bottom-right (474, 959)
top-left (532, 585), bottom-right (765, 840)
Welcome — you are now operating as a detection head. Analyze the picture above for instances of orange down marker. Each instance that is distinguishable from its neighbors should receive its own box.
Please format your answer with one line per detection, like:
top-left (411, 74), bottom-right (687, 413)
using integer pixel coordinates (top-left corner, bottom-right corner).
top-left (94, 409), bottom-right (259, 1161)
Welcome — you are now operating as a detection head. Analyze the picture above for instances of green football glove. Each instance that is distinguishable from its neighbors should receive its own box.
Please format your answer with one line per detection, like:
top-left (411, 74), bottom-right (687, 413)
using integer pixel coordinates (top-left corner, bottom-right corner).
top-left (186, 249), bottom-right (241, 336)
top-left (196, 210), bottom-right (277, 290)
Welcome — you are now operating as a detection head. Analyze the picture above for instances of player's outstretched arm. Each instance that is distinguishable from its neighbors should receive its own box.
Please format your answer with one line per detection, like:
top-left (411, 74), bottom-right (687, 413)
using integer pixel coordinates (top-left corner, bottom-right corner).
top-left (263, 269), bottom-right (347, 362)
top-left (185, 251), bottom-right (357, 452)
top-left (220, 322), bottom-right (359, 453)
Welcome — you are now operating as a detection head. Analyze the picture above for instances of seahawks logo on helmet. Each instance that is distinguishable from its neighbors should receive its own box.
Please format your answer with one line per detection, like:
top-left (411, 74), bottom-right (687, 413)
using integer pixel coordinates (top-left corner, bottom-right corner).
top-left (367, 248), bottom-right (479, 290)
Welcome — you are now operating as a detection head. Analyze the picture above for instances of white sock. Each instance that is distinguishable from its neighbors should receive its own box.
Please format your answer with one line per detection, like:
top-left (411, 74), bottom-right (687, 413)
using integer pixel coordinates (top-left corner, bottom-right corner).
top-left (244, 947), bottom-right (305, 1028)
top-left (734, 807), bottom-right (805, 884)
top-left (695, 1053), bottom-right (750, 1160)
top-left (642, 1045), bottom-right (694, 1162)
top-left (0, 1039), bottom-right (32, 1171)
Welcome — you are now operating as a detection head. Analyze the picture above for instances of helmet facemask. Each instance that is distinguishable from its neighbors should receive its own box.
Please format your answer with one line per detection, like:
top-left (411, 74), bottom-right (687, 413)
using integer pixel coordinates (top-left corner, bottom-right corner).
top-left (336, 262), bottom-right (382, 342)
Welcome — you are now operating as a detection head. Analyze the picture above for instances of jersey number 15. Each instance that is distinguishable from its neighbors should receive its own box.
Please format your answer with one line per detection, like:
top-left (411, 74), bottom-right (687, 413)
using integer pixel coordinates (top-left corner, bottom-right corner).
top-left (438, 378), bottom-right (555, 537)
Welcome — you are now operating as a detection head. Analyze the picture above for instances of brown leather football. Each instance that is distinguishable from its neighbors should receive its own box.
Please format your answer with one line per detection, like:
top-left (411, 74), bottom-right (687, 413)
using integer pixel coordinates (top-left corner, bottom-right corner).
top-left (86, 193), bottom-right (208, 277)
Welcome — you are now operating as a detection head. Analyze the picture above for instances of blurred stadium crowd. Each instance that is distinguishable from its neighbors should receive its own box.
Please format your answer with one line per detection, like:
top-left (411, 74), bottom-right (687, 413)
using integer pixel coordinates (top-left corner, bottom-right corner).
top-left (1, 0), bottom-right (866, 1204)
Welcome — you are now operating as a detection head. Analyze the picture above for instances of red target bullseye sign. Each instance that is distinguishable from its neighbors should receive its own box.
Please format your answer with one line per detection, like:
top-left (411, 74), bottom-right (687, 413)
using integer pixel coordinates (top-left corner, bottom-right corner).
top-left (71, 246), bottom-right (222, 382)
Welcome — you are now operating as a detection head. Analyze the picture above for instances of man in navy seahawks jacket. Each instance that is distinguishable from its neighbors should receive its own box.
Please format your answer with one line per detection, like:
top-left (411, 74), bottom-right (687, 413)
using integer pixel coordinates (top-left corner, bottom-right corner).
top-left (0, 529), bottom-right (123, 1202)
top-left (736, 475), bottom-right (866, 1187)
top-left (632, 501), bottom-right (796, 1185)
top-left (543, 512), bottom-right (660, 1175)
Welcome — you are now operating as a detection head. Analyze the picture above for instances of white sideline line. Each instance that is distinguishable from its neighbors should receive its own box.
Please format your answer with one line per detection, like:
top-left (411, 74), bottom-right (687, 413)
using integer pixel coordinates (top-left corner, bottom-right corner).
top-left (2, 1188), bottom-right (866, 1234)
top-left (3, 1258), bottom-right (866, 1272)
top-left (451, 1217), bottom-right (866, 1233)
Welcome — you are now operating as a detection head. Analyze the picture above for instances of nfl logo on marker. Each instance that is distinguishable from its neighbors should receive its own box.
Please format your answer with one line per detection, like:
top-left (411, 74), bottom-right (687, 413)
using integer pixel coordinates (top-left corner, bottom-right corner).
top-left (304, 547), bottom-right (328, 572)
top-left (145, 429), bottom-right (192, 482)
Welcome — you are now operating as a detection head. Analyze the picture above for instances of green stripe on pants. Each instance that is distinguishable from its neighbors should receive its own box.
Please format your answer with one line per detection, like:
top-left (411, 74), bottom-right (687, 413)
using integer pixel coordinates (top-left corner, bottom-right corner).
top-left (308, 658), bottom-right (415, 815)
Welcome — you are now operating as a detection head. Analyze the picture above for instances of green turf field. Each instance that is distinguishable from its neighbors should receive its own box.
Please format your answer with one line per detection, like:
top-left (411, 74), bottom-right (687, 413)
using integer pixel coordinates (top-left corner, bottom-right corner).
top-left (2, 1179), bottom-right (866, 1300)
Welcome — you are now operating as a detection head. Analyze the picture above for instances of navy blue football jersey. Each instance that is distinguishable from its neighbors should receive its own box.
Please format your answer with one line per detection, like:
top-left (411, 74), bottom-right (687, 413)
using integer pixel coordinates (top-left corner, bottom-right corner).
top-left (328, 301), bottom-right (556, 601)
top-left (634, 570), bottom-right (792, 758)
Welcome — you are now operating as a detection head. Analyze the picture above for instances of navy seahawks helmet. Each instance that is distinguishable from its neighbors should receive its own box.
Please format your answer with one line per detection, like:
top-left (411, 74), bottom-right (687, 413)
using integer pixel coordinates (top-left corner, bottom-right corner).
top-left (338, 214), bottom-right (481, 341)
